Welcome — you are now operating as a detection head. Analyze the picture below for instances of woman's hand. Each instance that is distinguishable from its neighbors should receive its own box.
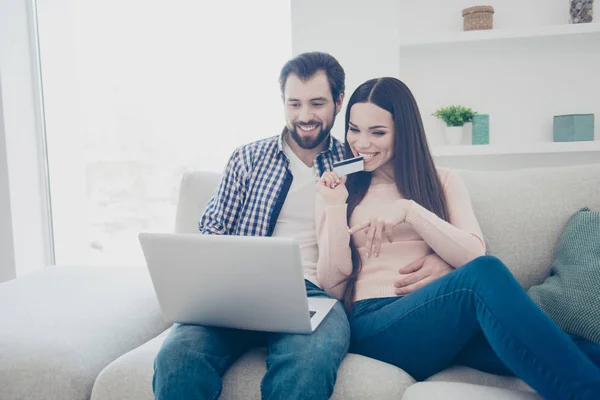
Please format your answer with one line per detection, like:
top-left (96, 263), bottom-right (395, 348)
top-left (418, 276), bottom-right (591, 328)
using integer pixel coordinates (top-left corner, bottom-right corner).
top-left (316, 171), bottom-right (348, 206)
top-left (348, 199), bottom-right (413, 258)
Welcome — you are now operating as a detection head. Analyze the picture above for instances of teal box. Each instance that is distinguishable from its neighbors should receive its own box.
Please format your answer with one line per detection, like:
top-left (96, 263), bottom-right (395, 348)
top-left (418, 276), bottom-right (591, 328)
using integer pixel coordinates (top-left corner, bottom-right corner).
top-left (472, 114), bottom-right (489, 145)
top-left (553, 114), bottom-right (594, 142)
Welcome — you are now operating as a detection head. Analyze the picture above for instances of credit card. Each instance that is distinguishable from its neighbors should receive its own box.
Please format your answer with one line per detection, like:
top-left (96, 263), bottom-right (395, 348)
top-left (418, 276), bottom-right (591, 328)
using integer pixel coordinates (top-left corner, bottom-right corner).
top-left (333, 156), bottom-right (364, 176)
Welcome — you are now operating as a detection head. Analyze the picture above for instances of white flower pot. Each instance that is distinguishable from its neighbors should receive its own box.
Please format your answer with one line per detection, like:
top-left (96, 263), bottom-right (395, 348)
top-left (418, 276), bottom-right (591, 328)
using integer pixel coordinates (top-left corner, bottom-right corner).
top-left (463, 122), bottom-right (473, 144)
top-left (445, 126), bottom-right (464, 146)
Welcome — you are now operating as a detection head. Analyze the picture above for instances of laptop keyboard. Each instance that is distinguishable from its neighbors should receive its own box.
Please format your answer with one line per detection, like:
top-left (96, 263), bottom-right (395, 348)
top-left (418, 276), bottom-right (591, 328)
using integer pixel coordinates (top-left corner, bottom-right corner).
top-left (310, 311), bottom-right (316, 319)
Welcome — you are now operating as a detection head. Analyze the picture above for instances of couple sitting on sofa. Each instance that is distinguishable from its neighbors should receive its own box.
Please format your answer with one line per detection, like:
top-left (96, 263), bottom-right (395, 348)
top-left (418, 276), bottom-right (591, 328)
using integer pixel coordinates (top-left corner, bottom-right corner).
top-left (153, 52), bottom-right (600, 400)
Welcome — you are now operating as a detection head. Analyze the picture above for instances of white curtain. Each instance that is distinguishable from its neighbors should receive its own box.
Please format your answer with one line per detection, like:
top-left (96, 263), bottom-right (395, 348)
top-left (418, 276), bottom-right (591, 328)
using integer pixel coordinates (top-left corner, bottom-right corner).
top-left (37, 0), bottom-right (292, 265)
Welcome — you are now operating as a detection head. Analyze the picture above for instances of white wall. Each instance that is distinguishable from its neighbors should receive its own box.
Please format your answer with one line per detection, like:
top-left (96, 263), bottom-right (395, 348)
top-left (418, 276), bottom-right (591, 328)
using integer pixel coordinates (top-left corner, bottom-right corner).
top-left (291, 0), bottom-right (400, 140)
top-left (292, 0), bottom-right (600, 170)
top-left (0, 0), bottom-right (53, 281)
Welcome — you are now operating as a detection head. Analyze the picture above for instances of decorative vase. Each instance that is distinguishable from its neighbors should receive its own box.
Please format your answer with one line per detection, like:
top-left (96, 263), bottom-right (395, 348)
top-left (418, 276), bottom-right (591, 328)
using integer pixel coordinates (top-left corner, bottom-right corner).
top-left (472, 114), bottom-right (490, 145)
top-left (570, 0), bottom-right (594, 23)
top-left (553, 114), bottom-right (594, 142)
top-left (463, 122), bottom-right (473, 144)
top-left (446, 126), bottom-right (464, 145)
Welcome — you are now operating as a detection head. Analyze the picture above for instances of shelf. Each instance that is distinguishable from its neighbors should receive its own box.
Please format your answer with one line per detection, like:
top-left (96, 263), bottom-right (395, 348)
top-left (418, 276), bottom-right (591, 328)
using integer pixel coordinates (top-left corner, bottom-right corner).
top-left (399, 23), bottom-right (600, 47)
top-left (431, 141), bottom-right (600, 157)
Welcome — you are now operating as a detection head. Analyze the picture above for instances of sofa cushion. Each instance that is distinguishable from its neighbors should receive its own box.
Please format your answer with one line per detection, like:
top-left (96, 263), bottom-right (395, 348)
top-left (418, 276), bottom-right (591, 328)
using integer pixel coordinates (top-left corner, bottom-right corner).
top-left (0, 266), bottom-right (170, 400)
top-left (402, 382), bottom-right (542, 400)
top-left (92, 328), bottom-right (415, 400)
top-left (528, 207), bottom-right (600, 345)
top-left (426, 365), bottom-right (533, 392)
top-left (175, 170), bottom-right (220, 233)
top-left (458, 163), bottom-right (600, 288)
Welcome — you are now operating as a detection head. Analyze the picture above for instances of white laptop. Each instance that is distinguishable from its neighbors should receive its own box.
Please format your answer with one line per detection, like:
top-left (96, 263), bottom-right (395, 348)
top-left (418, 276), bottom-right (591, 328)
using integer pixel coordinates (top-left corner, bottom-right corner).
top-left (139, 233), bottom-right (337, 334)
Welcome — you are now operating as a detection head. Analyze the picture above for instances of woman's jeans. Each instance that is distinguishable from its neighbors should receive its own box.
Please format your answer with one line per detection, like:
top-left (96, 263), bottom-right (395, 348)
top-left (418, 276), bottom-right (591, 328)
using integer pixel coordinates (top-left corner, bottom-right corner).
top-left (153, 280), bottom-right (350, 400)
top-left (349, 256), bottom-right (600, 400)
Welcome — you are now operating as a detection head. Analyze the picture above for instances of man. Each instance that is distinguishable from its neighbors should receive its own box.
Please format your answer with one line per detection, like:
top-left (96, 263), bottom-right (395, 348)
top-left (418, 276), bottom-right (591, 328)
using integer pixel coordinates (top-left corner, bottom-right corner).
top-left (153, 52), bottom-right (350, 400)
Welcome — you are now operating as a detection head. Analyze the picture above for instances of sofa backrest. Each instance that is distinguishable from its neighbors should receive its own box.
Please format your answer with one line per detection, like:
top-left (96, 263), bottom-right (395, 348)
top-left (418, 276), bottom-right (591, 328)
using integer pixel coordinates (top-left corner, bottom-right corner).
top-left (175, 163), bottom-right (600, 288)
top-left (174, 171), bottom-right (220, 234)
top-left (458, 163), bottom-right (600, 288)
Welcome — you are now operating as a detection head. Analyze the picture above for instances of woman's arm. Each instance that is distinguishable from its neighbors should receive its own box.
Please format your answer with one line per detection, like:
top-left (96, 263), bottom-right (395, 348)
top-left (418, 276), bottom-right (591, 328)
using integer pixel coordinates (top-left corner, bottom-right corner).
top-left (405, 170), bottom-right (486, 268)
top-left (315, 174), bottom-right (354, 300)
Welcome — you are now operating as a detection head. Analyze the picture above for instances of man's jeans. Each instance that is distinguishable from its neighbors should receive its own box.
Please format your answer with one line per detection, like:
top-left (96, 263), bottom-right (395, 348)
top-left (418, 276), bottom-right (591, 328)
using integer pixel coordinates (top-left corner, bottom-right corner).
top-left (153, 281), bottom-right (350, 400)
top-left (349, 256), bottom-right (600, 400)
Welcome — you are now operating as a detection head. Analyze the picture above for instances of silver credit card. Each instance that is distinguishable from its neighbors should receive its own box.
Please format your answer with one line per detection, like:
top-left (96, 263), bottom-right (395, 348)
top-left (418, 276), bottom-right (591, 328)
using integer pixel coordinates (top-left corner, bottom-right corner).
top-left (333, 156), bottom-right (364, 176)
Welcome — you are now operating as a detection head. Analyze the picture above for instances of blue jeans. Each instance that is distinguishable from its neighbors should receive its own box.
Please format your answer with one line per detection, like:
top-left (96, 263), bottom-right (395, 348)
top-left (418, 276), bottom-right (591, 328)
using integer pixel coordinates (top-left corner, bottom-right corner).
top-left (153, 280), bottom-right (350, 400)
top-left (349, 256), bottom-right (600, 400)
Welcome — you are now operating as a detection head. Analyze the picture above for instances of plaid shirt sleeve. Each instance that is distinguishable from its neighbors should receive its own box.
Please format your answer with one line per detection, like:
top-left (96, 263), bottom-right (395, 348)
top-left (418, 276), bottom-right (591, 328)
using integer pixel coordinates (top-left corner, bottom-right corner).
top-left (198, 147), bottom-right (248, 235)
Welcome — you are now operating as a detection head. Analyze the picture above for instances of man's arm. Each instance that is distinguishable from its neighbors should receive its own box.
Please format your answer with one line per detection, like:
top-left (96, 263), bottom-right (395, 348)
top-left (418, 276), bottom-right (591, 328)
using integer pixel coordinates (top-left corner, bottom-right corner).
top-left (395, 253), bottom-right (454, 295)
top-left (198, 147), bottom-right (248, 235)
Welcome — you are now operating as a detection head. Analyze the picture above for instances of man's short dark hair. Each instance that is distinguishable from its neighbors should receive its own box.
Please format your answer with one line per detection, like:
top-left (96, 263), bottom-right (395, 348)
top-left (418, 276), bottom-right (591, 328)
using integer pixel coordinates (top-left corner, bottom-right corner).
top-left (279, 52), bottom-right (345, 102)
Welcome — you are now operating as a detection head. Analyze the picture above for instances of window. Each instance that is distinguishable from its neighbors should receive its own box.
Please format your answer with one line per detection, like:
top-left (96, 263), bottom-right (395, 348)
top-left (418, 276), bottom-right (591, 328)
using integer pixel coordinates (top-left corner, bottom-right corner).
top-left (36, 0), bottom-right (292, 265)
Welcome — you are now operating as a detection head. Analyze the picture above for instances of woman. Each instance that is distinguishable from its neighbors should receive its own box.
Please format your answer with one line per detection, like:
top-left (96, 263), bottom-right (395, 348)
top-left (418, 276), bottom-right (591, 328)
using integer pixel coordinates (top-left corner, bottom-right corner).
top-left (315, 77), bottom-right (600, 400)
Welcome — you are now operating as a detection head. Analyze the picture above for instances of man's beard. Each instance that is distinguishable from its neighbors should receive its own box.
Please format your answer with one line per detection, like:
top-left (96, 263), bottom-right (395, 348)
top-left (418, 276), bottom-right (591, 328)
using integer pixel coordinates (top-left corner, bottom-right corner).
top-left (288, 109), bottom-right (336, 150)
top-left (288, 122), bottom-right (331, 150)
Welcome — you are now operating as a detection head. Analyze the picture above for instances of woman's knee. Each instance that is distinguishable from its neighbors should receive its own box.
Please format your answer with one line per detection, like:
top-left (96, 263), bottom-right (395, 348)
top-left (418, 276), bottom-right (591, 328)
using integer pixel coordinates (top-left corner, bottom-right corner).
top-left (465, 255), bottom-right (510, 275)
top-left (461, 255), bottom-right (517, 289)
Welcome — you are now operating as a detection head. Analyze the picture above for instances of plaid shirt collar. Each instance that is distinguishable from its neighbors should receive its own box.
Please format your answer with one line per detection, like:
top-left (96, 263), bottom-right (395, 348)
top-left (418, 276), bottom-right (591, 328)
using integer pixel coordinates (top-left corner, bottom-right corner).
top-left (199, 132), bottom-right (345, 237)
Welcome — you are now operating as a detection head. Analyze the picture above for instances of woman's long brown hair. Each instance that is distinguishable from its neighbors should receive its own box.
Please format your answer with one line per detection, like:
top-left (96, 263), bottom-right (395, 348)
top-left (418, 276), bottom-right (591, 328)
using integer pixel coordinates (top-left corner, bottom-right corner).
top-left (342, 78), bottom-right (450, 311)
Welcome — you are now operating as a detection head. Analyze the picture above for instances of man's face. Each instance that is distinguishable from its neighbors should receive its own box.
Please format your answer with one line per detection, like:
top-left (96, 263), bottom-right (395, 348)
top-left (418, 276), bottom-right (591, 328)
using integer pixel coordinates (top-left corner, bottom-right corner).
top-left (283, 71), bottom-right (342, 150)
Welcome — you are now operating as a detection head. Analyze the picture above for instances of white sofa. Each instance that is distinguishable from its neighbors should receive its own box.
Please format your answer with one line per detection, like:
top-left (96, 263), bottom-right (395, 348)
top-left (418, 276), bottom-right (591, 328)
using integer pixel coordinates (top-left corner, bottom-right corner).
top-left (2, 163), bottom-right (599, 400)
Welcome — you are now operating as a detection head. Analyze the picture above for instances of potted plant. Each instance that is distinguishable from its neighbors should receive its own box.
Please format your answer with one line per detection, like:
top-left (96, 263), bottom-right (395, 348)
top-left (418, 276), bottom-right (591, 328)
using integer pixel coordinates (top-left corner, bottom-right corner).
top-left (433, 105), bottom-right (476, 145)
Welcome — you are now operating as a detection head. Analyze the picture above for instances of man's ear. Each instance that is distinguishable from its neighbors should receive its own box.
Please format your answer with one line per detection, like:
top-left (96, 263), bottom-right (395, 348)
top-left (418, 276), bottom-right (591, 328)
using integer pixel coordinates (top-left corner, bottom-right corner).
top-left (335, 93), bottom-right (345, 115)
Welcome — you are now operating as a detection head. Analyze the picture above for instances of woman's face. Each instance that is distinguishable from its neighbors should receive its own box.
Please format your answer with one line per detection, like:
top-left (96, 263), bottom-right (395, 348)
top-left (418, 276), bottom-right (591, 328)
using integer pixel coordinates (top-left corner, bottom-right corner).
top-left (347, 102), bottom-right (395, 172)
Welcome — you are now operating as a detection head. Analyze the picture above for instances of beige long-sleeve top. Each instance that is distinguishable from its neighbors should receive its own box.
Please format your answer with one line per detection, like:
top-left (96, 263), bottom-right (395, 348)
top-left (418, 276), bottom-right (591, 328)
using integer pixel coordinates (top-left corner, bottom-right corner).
top-left (315, 169), bottom-right (486, 301)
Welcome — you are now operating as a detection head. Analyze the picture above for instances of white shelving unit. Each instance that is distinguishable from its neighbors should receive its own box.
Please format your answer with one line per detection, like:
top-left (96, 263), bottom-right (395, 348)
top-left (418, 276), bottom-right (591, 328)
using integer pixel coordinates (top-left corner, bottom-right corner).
top-left (432, 140), bottom-right (600, 157)
top-left (400, 22), bottom-right (600, 47)
top-left (397, 12), bottom-right (600, 167)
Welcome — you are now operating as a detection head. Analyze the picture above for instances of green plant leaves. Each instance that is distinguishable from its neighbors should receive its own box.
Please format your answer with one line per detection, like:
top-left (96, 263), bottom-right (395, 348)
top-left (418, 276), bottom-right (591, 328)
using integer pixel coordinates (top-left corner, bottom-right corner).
top-left (433, 105), bottom-right (476, 127)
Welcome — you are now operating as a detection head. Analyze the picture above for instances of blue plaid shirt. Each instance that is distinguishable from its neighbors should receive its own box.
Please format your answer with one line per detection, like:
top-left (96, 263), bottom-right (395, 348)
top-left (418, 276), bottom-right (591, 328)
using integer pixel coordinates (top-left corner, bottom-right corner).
top-left (199, 134), bottom-right (345, 236)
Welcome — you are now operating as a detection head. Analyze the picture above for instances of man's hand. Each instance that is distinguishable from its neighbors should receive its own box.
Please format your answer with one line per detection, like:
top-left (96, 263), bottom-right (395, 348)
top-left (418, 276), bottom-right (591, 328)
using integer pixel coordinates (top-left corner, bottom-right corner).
top-left (394, 253), bottom-right (454, 295)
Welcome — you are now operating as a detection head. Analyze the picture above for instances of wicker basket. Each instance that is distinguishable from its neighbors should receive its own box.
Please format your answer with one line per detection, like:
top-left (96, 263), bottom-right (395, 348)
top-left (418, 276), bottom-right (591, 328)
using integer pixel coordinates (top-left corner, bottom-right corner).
top-left (462, 5), bottom-right (495, 31)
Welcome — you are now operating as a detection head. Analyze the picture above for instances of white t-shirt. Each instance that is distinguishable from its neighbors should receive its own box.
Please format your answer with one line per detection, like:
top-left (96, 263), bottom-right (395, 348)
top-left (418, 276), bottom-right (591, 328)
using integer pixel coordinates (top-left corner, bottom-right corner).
top-left (271, 138), bottom-right (321, 286)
